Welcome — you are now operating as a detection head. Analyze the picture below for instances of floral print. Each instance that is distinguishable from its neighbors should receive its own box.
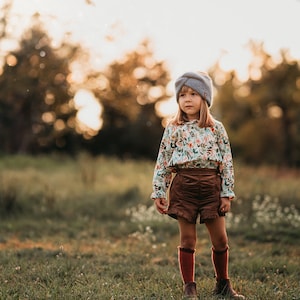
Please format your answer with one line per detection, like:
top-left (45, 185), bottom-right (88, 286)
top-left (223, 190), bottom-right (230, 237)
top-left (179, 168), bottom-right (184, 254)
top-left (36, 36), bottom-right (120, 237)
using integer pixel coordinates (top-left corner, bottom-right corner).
top-left (151, 119), bottom-right (235, 199)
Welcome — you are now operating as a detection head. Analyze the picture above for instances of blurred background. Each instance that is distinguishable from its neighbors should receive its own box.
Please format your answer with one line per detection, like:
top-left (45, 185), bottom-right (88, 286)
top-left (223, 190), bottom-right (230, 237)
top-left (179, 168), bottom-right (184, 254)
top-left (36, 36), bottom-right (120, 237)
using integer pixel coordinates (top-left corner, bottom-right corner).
top-left (0, 0), bottom-right (300, 166)
top-left (0, 2), bottom-right (300, 298)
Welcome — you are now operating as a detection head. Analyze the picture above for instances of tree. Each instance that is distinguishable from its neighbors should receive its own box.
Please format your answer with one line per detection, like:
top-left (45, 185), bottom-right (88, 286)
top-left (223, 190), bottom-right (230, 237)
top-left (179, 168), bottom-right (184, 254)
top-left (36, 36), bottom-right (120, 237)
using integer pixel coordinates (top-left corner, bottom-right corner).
top-left (211, 42), bottom-right (300, 166)
top-left (247, 46), bottom-right (300, 166)
top-left (0, 20), bottom-right (80, 154)
top-left (86, 40), bottom-right (170, 159)
top-left (0, 0), bottom-right (12, 40)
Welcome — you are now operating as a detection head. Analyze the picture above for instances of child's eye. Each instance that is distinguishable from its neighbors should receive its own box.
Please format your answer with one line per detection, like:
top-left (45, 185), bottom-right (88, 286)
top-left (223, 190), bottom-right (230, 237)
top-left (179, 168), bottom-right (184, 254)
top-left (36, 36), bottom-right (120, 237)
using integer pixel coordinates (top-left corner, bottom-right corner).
top-left (179, 93), bottom-right (185, 97)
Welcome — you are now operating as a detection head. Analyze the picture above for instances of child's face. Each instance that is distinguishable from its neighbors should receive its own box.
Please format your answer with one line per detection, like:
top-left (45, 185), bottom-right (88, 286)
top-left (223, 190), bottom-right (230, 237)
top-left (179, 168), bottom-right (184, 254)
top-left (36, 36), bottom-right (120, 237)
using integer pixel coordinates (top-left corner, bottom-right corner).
top-left (178, 86), bottom-right (202, 120)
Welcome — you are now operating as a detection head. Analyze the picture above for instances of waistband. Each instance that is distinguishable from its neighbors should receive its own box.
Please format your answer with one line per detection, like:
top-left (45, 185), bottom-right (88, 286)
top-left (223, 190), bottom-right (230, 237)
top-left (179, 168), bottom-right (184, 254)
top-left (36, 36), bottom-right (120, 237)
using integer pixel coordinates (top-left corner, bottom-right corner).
top-left (173, 167), bottom-right (219, 175)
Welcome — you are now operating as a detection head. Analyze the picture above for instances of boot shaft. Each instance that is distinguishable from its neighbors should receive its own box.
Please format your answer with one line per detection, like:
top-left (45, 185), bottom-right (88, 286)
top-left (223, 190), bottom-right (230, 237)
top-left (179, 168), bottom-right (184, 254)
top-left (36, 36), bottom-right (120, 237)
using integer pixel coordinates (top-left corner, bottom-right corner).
top-left (178, 247), bottom-right (195, 284)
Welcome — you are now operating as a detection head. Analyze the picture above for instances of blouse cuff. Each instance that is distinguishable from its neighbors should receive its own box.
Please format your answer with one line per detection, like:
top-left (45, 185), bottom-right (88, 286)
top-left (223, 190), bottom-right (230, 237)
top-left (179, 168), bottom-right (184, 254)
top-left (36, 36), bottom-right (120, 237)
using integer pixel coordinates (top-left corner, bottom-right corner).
top-left (150, 191), bottom-right (166, 200)
top-left (220, 191), bottom-right (235, 200)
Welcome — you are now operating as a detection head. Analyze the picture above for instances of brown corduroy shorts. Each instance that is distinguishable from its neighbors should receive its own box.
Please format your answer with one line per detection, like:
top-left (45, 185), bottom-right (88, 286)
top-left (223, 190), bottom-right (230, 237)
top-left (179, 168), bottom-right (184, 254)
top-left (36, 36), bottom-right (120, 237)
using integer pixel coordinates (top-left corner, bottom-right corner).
top-left (167, 168), bottom-right (224, 224)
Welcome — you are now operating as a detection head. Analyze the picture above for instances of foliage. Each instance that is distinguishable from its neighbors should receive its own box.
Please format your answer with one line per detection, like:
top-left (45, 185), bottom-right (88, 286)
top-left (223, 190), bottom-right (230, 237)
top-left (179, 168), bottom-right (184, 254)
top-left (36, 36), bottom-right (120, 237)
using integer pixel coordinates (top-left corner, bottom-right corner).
top-left (0, 155), bottom-right (299, 299)
top-left (1, 13), bottom-right (169, 159)
top-left (0, 239), bottom-right (299, 299)
top-left (211, 43), bottom-right (300, 167)
top-left (86, 40), bottom-right (169, 159)
top-left (0, 0), bottom-right (12, 40)
top-left (1, 5), bottom-right (300, 165)
top-left (0, 19), bottom-right (80, 154)
top-left (0, 155), bottom-right (299, 240)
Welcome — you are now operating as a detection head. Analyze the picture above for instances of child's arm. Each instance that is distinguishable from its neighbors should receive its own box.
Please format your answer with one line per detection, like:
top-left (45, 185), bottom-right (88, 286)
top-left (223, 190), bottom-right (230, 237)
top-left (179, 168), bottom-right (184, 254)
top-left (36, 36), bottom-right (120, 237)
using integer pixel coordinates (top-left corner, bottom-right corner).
top-left (151, 124), bottom-right (175, 200)
top-left (215, 122), bottom-right (235, 199)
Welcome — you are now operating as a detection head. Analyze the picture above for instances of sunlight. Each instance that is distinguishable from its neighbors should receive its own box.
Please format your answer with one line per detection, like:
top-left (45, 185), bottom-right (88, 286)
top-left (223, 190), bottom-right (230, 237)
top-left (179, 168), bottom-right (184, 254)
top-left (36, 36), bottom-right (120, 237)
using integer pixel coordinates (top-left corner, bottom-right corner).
top-left (219, 48), bottom-right (252, 82)
top-left (267, 105), bottom-right (283, 119)
top-left (6, 54), bottom-right (18, 66)
top-left (6, 0), bottom-right (300, 81)
top-left (155, 99), bottom-right (177, 118)
top-left (74, 89), bottom-right (103, 137)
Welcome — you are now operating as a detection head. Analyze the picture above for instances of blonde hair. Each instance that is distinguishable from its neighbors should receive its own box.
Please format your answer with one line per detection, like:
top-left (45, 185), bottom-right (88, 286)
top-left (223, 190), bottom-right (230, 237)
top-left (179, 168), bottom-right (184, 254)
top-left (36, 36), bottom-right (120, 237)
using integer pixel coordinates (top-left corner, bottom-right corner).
top-left (171, 85), bottom-right (215, 127)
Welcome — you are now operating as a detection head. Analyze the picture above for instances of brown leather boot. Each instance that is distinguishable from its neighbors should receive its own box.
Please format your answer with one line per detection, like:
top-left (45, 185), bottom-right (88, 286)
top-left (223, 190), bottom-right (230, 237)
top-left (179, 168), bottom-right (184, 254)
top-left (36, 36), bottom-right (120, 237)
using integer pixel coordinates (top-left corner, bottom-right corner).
top-left (213, 279), bottom-right (245, 299)
top-left (183, 281), bottom-right (197, 299)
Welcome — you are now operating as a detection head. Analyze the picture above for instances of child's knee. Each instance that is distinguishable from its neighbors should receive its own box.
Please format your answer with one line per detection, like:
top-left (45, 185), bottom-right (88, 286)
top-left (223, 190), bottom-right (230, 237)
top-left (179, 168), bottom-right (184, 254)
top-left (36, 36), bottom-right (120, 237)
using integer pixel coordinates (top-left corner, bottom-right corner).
top-left (180, 235), bottom-right (196, 249)
top-left (212, 237), bottom-right (228, 251)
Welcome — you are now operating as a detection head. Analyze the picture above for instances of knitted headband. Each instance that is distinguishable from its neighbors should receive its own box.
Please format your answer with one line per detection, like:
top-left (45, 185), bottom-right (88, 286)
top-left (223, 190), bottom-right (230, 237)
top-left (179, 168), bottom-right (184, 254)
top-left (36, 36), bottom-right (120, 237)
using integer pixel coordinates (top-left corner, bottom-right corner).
top-left (175, 72), bottom-right (213, 107)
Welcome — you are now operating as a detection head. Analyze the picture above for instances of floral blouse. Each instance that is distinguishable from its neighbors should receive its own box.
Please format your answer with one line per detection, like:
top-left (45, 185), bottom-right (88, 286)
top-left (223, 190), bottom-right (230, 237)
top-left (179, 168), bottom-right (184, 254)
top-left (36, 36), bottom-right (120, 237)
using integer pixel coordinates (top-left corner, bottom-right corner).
top-left (151, 119), bottom-right (235, 200)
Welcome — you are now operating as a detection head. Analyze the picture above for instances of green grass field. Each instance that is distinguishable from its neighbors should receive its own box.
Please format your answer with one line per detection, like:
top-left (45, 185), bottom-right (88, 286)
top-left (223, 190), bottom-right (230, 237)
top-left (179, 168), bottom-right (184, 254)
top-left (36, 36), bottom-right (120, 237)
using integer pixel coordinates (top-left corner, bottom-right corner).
top-left (0, 154), bottom-right (299, 299)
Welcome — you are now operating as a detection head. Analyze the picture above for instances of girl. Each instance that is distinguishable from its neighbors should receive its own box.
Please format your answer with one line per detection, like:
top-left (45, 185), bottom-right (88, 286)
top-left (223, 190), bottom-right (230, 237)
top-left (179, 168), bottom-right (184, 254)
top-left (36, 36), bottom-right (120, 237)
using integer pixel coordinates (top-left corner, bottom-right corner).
top-left (151, 72), bottom-right (245, 299)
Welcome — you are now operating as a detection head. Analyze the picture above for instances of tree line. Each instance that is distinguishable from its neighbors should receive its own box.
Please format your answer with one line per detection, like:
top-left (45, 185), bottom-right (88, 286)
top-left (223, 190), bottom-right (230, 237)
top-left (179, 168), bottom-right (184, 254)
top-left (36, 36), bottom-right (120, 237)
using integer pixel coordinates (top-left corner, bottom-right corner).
top-left (210, 42), bottom-right (300, 167)
top-left (0, 12), bottom-right (300, 166)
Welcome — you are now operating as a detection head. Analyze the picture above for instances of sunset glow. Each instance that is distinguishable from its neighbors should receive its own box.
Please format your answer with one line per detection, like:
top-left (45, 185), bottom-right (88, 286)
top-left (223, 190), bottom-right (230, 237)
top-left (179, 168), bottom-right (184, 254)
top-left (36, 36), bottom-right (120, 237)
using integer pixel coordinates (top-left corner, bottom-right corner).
top-left (74, 89), bottom-right (103, 136)
top-left (3, 0), bottom-right (300, 127)
top-left (7, 0), bottom-right (300, 76)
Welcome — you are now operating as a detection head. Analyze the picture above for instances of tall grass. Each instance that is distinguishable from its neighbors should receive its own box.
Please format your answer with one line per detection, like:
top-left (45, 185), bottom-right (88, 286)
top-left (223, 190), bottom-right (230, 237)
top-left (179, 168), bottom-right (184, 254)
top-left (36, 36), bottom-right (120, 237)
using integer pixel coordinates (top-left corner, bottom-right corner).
top-left (0, 154), bottom-right (299, 299)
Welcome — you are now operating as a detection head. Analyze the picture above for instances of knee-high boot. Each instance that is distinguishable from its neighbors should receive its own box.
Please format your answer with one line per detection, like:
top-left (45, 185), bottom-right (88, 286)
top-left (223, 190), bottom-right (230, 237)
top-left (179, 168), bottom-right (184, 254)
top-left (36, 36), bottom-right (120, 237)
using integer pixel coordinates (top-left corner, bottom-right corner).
top-left (211, 246), bottom-right (229, 280)
top-left (178, 247), bottom-right (197, 299)
top-left (211, 247), bottom-right (245, 299)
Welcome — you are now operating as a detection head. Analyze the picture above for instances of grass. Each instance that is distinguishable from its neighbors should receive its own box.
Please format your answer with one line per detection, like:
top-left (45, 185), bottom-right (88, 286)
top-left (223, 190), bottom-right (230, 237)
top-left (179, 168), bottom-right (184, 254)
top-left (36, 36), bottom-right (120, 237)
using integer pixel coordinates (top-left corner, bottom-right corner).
top-left (0, 154), bottom-right (299, 299)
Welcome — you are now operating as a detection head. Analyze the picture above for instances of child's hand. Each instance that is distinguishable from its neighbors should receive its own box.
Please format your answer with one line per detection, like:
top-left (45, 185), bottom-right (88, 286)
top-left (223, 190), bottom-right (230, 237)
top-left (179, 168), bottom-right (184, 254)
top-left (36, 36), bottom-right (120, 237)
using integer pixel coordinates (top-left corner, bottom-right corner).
top-left (219, 197), bottom-right (231, 214)
top-left (154, 198), bottom-right (168, 214)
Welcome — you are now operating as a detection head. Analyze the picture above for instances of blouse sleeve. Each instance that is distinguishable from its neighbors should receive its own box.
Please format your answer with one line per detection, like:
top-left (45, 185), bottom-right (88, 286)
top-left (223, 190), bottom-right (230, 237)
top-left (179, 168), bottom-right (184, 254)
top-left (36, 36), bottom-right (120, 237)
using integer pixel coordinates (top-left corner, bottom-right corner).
top-left (151, 124), bottom-right (174, 200)
top-left (215, 122), bottom-right (235, 199)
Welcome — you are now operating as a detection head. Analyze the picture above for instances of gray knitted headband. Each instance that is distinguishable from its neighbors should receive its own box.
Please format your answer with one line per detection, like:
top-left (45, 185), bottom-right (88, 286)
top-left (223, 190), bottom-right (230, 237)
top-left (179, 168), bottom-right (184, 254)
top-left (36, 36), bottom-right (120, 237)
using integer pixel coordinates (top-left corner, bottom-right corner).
top-left (175, 72), bottom-right (213, 107)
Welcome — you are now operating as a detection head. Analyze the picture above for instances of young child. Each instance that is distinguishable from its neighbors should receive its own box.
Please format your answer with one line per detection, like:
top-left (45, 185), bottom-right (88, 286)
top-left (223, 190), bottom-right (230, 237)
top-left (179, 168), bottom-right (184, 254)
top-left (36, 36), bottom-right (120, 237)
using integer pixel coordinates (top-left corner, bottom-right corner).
top-left (151, 72), bottom-right (245, 299)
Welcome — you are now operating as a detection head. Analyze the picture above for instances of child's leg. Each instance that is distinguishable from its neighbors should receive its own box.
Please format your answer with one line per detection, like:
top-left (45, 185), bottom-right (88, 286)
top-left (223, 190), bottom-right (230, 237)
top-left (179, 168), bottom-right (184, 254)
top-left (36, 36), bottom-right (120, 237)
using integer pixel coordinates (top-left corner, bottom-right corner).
top-left (211, 247), bottom-right (229, 280)
top-left (178, 217), bottom-right (197, 283)
top-left (178, 247), bottom-right (195, 283)
top-left (205, 217), bottom-right (245, 299)
top-left (177, 218), bottom-right (198, 298)
top-left (205, 217), bottom-right (229, 279)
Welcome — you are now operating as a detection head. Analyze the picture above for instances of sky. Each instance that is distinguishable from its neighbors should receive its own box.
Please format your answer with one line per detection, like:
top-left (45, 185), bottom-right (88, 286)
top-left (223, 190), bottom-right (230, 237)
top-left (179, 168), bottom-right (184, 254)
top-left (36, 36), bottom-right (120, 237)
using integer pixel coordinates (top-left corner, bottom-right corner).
top-left (5, 0), bottom-right (300, 80)
top-left (2, 0), bottom-right (300, 129)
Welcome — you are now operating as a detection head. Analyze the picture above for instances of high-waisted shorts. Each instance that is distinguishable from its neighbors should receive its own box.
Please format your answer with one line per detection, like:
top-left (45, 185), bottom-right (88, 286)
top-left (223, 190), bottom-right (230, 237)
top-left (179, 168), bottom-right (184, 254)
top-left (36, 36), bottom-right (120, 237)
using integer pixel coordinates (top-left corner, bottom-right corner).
top-left (168, 168), bottom-right (224, 224)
